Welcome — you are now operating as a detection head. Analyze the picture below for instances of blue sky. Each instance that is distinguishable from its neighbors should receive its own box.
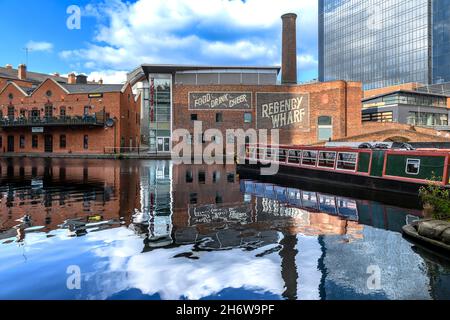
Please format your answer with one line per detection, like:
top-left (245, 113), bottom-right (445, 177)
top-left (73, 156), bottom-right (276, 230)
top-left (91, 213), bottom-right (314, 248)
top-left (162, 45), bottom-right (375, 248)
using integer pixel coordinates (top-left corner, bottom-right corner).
top-left (0, 0), bottom-right (318, 83)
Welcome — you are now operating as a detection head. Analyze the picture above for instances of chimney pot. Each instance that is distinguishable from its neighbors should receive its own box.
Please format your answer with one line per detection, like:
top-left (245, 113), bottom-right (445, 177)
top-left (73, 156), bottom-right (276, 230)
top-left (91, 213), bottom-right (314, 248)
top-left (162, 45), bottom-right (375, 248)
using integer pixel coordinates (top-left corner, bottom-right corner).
top-left (281, 13), bottom-right (298, 85)
top-left (68, 73), bottom-right (77, 84)
top-left (5, 64), bottom-right (12, 70)
top-left (18, 64), bottom-right (27, 80)
top-left (53, 72), bottom-right (60, 77)
top-left (99, 78), bottom-right (104, 85)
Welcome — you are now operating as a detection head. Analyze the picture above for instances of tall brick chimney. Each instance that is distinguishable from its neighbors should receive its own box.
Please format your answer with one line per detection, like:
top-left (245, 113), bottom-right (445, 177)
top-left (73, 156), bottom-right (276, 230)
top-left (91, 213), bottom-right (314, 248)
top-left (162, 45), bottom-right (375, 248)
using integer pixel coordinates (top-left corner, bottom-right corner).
top-left (281, 13), bottom-right (298, 85)
top-left (68, 73), bottom-right (76, 84)
top-left (18, 64), bottom-right (27, 80)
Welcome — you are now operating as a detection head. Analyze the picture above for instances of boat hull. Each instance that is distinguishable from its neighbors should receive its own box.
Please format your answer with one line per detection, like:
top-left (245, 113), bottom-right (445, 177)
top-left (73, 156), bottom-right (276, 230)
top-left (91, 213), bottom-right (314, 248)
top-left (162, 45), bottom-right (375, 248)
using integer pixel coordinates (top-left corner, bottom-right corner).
top-left (237, 163), bottom-right (429, 196)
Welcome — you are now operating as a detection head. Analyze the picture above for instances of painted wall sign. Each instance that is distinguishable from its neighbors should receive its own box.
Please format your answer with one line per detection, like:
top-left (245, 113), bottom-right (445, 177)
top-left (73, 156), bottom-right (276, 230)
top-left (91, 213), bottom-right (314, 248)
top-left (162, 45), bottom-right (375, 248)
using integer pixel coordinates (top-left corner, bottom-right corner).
top-left (189, 204), bottom-right (252, 226)
top-left (256, 93), bottom-right (310, 130)
top-left (189, 92), bottom-right (252, 110)
top-left (32, 127), bottom-right (44, 133)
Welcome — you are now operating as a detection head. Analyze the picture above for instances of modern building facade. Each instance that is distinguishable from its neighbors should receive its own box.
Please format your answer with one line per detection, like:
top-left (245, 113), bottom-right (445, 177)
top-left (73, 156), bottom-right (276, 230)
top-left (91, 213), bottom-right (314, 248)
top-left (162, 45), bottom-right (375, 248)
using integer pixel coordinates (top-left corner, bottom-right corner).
top-left (362, 90), bottom-right (450, 131)
top-left (319, 0), bottom-right (450, 90)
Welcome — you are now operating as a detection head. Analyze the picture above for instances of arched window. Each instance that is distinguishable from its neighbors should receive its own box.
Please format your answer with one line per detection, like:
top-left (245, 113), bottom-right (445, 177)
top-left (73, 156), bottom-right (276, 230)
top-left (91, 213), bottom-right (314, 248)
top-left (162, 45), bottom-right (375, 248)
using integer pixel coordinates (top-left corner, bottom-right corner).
top-left (318, 116), bottom-right (333, 141)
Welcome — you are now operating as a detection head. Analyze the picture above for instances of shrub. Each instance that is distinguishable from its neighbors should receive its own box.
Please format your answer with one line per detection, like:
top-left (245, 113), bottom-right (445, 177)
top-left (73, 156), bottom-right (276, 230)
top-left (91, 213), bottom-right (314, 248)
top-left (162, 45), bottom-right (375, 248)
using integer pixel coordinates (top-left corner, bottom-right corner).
top-left (419, 182), bottom-right (450, 221)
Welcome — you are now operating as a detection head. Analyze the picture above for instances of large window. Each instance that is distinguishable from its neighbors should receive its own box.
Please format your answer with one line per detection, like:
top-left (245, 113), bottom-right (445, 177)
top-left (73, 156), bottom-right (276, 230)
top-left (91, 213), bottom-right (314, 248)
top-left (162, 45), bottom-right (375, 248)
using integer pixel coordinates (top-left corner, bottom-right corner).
top-left (32, 135), bottom-right (38, 149)
top-left (60, 135), bottom-right (67, 149)
top-left (19, 136), bottom-right (25, 149)
top-left (407, 112), bottom-right (448, 126)
top-left (45, 105), bottom-right (53, 118)
top-left (337, 152), bottom-right (358, 171)
top-left (83, 135), bottom-right (89, 150)
top-left (362, 111), bottom-right (393, 123)
top-left (288, 150), bottom-right (302, 164)
top-left (7, 106), bottom-right (15, 119)
top-left (318, 116), bottom-right (333, 141)
top-left (302, 151), bottom-right (318, 166)
top-left (318, 151), bottom-right (336, 168)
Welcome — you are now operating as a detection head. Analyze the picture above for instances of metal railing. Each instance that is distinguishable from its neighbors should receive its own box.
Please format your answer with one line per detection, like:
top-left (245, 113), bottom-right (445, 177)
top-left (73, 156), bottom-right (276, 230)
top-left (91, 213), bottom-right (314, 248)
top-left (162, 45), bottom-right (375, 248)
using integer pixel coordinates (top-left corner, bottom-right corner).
top-left (0, 116), bottom-right (105, 127)
top-left (104, 147), bottom-right (150, 155)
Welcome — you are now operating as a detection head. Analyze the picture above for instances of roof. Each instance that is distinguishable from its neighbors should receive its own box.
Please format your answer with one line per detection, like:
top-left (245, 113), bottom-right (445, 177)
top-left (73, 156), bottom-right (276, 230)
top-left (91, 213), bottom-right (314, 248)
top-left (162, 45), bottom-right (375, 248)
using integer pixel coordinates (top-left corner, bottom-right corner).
top-left (127, 64), bottom-right (281, 84)
top-left (60, 83), bottom-right (125, 94)
top-left (362, 89), bottom-right (448, 102)
top-left (0, 66), bottom-right (68, 84)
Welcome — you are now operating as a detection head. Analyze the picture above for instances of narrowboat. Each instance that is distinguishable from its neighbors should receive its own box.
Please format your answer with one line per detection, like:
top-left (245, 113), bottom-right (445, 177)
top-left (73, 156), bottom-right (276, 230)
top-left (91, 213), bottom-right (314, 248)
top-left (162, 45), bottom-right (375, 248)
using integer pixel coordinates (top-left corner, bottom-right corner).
top-left (238, 144), bottom-right (450, 195)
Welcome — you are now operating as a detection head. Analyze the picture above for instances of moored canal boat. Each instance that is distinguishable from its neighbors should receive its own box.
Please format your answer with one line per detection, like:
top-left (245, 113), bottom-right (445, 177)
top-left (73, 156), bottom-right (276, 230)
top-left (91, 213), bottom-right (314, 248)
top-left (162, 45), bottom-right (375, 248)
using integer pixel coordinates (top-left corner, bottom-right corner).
top-left (238, 144), bottom-right (450, 195)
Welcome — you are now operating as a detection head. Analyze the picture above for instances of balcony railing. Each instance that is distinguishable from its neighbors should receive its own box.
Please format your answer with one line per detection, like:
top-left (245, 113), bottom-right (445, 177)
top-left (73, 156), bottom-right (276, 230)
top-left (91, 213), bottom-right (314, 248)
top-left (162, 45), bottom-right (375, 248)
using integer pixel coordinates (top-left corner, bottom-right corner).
top-left (0, 115), bottom-right (105, 128)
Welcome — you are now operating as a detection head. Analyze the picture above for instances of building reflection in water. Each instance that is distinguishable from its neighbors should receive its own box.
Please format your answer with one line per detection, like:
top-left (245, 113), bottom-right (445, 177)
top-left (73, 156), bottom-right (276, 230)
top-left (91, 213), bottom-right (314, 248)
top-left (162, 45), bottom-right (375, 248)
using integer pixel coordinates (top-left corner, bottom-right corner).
top-left (0, 158), bottom-right (448, 300)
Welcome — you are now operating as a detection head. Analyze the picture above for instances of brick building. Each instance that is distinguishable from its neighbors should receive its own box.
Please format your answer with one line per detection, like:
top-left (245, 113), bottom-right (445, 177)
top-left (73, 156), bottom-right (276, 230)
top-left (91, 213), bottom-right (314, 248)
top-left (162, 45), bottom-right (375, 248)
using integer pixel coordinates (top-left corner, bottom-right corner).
top-left (0, 68), bottom-right (140, 154)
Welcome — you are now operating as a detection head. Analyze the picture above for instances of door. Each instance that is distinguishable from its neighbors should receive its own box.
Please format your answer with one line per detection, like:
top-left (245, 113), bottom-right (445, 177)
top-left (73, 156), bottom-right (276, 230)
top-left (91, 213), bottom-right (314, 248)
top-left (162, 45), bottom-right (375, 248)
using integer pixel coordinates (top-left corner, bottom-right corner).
top-left (44, 135), bottom-right (53, 153)
top-left (7, 136), bottom-right (14, 152)
top-left (157, 137), bottom-right (170, 152)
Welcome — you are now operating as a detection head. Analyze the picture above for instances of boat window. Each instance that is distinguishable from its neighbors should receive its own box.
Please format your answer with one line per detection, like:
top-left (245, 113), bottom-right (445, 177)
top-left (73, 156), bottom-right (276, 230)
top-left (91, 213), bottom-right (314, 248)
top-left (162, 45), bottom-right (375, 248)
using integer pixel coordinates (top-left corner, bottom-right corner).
top-left (278, 149), bottom-right (287, 162)
top-left (302, 151), bottom-right (318, 166)
top-left (288, 150), bottom-right (302, 164)
top-left (406, 159), bottom-right (421, 175)
top-left (337, 152), bottom-right (358, 171)
top-left (318, 152), bottom-right (336, 168)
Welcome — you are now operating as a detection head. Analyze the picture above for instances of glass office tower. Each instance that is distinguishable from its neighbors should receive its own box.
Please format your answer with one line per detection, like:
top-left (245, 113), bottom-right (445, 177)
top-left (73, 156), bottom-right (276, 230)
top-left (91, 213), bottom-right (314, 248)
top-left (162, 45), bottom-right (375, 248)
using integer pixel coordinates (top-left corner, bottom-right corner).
top-left (319, 0), bottom-right (450, 90)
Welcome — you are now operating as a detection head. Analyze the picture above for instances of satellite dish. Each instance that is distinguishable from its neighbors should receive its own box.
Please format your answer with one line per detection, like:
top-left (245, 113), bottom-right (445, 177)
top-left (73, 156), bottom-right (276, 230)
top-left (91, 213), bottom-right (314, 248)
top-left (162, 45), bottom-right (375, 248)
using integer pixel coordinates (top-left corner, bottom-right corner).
top-left (105, 118), bottom-right (115, 127)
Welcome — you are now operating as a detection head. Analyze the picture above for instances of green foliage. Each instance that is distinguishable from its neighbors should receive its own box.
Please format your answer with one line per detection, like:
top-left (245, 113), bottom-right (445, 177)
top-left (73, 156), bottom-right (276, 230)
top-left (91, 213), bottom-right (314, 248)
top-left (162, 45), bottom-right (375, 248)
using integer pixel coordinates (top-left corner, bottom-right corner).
top-left (419, 179), bottom-right (450, 220)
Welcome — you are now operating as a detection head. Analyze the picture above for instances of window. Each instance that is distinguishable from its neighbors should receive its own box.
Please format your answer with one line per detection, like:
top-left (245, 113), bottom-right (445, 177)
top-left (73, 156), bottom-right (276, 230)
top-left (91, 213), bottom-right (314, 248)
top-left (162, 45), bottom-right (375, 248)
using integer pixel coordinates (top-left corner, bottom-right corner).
top-left (60, 107), bottom-right (66, 117)
top-left (278, 149), bottom-right (287, 162)
top-left (0, 136), bottom-right (2, 148)
top-left (31, 109), bottom-right (40, 119)
top-left (302, 151), bottom-right (318, 166)
top-left (7, 106), bottom-right (15, 119)
top-left (19, 109), bottom-right (26, 118)
top-left (213, 171), bottom-right (221, 183)
top-left (216, 113), bottom-right (223, 123)
top-left (362, 111), bottom-right (393, 123)
top-left (406, 159), bottom-right (421, 175)
top-left (318, 152), bottom-right (336, 168)
top-left (45, 105), bottom-right (53, 118)
top-left (60, 135), bottom-right (66, 149)
top-left (84, 106), bottom-right (90, 116)
top-left (189, 193), bottom-right (198, 205)
top-left (244, 113), bottom-right (252, 123)
top-left (186, 171), bottom-right (193, 183)
top-left (337, 152), bottom-right (358, 171)
top-left (318, 116), bottom-right (333, 141)
top-left (46, 90), bottom-right (52, 97)
top-left (19, 136), bottom-right (25, 149)
top-left (191, 114), bottom-right (198, 121)
top-left (198, 171), bottom-right (206, 184)
top-left (288, 150), bottom-right (302, 164)
top-left (83, 135), bottom-right (89, 150)
top-left (32, 135), bottom-right (38, 149)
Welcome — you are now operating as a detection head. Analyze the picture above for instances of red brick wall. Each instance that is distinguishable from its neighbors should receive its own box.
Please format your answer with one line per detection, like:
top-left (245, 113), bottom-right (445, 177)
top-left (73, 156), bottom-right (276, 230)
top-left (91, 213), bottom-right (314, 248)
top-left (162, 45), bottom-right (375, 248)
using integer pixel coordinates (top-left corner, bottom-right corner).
top-left (0, 79), bottom-right (140, 154)
top-left (173, 81), bottom-right (362, 146)
top-left (363, 83), bottom-right (423, 99)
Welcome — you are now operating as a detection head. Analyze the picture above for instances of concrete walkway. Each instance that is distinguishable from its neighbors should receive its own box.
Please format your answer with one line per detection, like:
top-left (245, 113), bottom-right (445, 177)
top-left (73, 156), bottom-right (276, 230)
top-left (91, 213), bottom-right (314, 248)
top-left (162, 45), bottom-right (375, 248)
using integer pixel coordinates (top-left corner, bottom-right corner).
top-left (0, 152), bottom-right (172, 160)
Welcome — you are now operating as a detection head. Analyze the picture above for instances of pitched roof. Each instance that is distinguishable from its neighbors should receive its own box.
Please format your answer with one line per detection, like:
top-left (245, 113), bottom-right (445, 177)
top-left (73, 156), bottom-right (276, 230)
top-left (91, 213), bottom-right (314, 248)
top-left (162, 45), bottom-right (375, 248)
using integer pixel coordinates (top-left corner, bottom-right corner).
top-left (0, 66), bottom-right (68, 84)
top-left (59, 83), bottom-right (125, 94)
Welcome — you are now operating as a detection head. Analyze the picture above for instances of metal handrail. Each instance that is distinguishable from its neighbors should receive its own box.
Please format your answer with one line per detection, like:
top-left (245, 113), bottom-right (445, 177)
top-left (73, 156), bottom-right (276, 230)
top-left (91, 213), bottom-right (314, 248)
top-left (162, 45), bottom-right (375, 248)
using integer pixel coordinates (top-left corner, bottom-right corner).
top-left (0, 116), bottom-right (104, 127)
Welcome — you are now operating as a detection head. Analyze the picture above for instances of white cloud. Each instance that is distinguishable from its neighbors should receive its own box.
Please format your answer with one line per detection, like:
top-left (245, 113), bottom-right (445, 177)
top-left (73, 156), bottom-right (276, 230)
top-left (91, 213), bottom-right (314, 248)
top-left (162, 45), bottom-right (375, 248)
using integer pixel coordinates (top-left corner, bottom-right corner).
top-left (26, 41), bottom-right (54, 52)
top-left (61, 0), bottom-right (318, 81)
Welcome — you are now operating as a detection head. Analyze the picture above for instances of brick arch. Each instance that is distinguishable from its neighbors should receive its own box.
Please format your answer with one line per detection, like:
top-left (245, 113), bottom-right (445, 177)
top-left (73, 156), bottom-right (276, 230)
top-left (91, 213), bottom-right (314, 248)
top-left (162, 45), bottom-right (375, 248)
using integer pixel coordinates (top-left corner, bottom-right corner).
top-left (383, 136), bottom-right (411, 143)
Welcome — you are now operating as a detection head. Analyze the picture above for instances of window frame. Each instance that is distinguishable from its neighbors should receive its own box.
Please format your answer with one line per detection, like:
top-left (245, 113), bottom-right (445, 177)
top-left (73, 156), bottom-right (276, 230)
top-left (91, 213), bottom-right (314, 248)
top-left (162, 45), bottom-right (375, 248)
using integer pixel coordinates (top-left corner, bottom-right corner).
top-left (336, 152), bottom-right (358, 172)
top-left (318, 151), bottom-right (337, 169)
top-left (301, 150), bottom-right (318, 167)
top-left (405, 158), bottom-right (421, 176)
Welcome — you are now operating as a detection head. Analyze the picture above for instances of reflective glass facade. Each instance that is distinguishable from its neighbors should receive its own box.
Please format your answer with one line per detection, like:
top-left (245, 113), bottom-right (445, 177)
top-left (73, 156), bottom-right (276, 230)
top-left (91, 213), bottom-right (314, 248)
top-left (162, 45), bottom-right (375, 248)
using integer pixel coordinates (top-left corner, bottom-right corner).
top-left (319, 0), bottom-right (450, 90)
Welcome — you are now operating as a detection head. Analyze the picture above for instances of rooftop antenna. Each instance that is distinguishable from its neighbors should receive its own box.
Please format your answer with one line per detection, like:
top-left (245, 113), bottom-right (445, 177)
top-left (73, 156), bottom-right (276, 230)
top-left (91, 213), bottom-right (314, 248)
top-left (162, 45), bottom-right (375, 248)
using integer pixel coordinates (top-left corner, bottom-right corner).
top-left (22, 47), bottom-right (33, 66)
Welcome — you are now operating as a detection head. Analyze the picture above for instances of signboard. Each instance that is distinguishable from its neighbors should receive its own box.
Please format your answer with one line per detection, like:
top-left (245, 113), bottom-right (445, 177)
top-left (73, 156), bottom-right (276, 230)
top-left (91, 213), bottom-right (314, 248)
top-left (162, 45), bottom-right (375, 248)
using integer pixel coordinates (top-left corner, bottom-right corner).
top-left (88, 93), bottom-right (103, 99)
top-left (256, 93), bottom-right (310, 130)
top-left (32, 127), bottom-right (44, 133)
top-left (189, 92), bottom-right (252, 110)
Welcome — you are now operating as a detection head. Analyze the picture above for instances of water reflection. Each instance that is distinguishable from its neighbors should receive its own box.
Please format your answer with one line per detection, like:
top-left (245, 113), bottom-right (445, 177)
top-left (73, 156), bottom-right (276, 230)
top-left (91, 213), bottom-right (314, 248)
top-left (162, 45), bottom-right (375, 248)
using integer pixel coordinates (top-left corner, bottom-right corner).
top-left (0, 159), bottom-right (448, 300)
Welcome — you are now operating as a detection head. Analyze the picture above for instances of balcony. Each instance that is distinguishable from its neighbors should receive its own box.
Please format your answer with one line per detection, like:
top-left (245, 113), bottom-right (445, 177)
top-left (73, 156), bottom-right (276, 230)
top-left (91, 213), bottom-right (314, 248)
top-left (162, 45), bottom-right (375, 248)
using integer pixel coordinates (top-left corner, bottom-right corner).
top-left (0, 115), bottom-right (105, 128)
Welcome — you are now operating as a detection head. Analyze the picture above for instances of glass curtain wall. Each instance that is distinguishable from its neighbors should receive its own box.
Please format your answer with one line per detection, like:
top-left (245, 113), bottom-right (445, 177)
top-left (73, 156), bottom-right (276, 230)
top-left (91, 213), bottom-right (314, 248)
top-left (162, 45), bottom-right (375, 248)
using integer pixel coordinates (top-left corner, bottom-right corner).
top-left (319, 0), bottom-right (430, 90)
top-left (148, 74), bottom-right (172, 153)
